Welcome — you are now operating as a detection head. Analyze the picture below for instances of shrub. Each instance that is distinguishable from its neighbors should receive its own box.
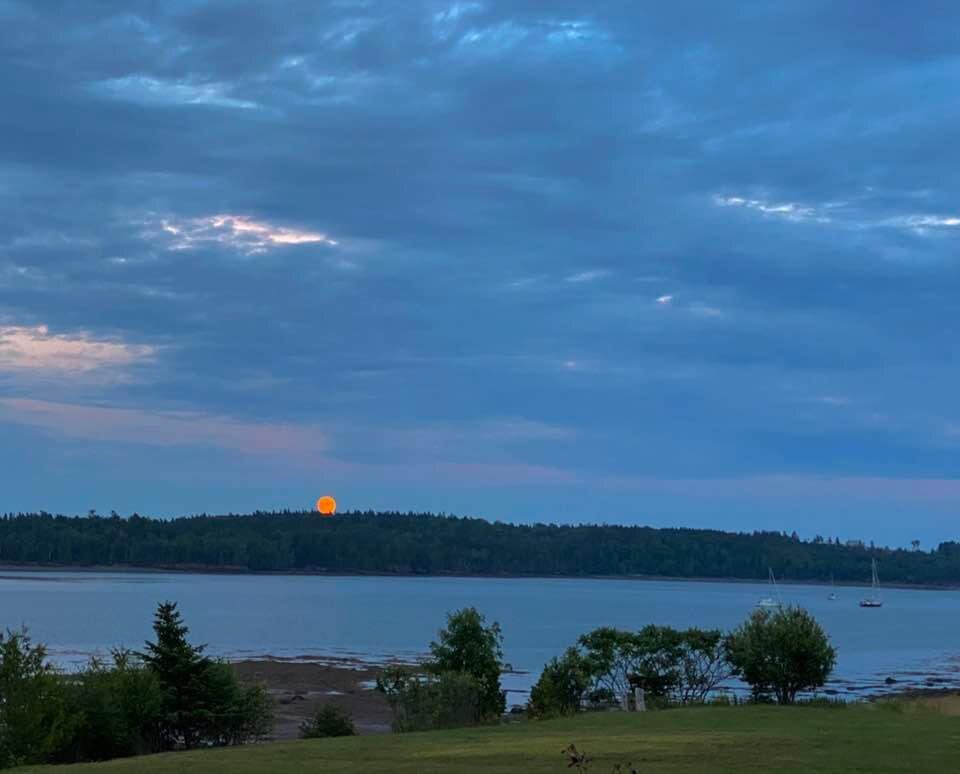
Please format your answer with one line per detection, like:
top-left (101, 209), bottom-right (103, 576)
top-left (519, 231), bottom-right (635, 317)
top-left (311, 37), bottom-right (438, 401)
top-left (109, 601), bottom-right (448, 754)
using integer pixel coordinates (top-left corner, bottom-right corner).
top-left (0, 629), bottom-right (74, 769)
top-left (55, 649), bottom-right (163, 762)
top-left (528, 648), bottom-right (589, 718)
top-left (427, 607), bottom-right (505, 720)
top-left (376, 666), bottom-right (481, 732)
top-left (725, 606), bottom-right (836, 704)
top-left (198, 660), bottom-right (273, 746)
top-left (299, 703), bottom-right (357, 739)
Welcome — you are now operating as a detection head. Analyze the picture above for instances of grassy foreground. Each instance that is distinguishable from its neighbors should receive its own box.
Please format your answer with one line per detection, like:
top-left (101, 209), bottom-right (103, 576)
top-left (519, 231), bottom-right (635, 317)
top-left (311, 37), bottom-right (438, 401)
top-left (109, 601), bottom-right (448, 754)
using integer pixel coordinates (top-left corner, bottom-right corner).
top-left (18, 702), bottom-right (960, 773)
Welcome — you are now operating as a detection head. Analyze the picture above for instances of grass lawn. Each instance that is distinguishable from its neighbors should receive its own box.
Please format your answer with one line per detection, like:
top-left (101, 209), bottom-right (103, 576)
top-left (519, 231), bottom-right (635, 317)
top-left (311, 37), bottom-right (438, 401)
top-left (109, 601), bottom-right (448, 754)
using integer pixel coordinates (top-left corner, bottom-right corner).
top-left (18, 702), bottom-right (960, 773)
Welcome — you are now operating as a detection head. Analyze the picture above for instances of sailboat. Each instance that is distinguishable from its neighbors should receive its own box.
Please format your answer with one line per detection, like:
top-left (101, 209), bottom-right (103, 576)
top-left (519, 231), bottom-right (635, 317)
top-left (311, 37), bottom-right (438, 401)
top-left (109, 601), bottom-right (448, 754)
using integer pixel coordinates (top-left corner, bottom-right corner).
top-left (757, 568), bottom-right (782, 609)
top-left (859, 558), bottom-right (882, 608)
top-left (827, 573), bottom-right (838, 601)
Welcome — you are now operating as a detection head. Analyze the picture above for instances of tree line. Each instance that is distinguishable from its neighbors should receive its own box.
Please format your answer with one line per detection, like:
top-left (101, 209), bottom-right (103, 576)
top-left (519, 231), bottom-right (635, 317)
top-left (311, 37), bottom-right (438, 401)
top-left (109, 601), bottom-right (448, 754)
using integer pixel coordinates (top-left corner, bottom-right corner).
top-left (1, 510), bottom-right (958, 585)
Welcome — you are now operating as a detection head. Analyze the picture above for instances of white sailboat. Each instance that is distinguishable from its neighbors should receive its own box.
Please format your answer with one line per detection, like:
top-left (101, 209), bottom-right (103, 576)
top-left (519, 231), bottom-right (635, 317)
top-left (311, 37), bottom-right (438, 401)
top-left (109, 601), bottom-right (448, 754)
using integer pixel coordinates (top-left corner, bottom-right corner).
top-left (757, 568), bottom-right (782, 609)
top-left (859, 558), bottom-right (882, 608)
top-left (828, 572), bottom-right (838, 601)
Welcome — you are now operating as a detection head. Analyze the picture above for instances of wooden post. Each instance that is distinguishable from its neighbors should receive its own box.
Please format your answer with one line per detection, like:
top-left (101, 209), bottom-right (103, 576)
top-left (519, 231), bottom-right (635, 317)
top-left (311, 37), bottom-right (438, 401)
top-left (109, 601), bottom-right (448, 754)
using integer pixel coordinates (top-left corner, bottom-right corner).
top-left (634, 687), bottom-right (646, 712)
top-left (622, 691), bottom-right (631, 711)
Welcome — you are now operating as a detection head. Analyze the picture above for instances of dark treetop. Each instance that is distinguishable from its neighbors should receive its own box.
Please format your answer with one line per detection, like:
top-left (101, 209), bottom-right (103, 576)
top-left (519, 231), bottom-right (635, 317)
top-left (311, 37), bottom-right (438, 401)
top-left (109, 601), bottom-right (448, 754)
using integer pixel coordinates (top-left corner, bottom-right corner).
top-left (1, 511), bottom-right (959, 585)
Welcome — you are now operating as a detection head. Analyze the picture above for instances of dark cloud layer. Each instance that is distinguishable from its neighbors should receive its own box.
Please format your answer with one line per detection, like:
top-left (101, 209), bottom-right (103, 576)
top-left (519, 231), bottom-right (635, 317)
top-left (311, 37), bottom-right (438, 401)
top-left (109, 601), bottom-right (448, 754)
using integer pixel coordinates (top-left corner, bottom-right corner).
top-left (1, 1), bottom-right (959, 543)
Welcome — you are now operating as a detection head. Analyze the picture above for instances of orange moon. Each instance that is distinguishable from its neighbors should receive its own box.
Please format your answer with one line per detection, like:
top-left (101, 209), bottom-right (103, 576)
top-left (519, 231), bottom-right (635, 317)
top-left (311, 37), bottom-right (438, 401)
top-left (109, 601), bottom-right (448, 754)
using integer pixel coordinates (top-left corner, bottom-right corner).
top-left (316, 495), bottom-right (337, 516)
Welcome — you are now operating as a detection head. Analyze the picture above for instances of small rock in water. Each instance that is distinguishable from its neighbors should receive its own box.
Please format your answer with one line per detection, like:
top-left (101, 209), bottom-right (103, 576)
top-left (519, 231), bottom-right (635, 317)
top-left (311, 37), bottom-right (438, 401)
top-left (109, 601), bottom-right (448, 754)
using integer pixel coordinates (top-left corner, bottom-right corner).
top-left (884, 677), bottom-right (897, 685)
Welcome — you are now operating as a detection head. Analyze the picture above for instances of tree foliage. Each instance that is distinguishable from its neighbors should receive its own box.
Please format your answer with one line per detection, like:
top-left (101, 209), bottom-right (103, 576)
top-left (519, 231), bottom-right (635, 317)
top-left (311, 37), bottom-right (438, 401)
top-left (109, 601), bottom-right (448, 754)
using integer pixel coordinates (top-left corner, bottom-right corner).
top-left (139, 602), bottom-right (271, 749)
top-left (427, 607), bottom-right (505, 720)
top-left (375, 666), bottom-right (482, 732)
top-left (56, 650), bottom-right (163, 762)
top-left (553, 624), bottom-right (731, 711)
top-left (725, 606), bottom-right (836, 704)
top-left (298, 703), bottom-right (357, 739)
top-left (0, 511), bottom-right (952, 585)
top-left (0, 630), bottom-right (74, 769)
top-left (527, 647), bottom-right (589, 718)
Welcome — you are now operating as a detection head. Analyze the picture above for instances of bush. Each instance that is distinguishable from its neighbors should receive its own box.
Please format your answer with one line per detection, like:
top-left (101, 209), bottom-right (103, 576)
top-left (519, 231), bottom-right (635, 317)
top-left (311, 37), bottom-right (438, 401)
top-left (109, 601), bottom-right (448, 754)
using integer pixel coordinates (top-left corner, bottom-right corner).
top-left (299, 703), bottom-right (357, 739)
top-left (55, 650), bottom-right (163, 762)
top-left (199, 660), bottom-right (273, 746)
top-left (427, 607), bottom-right (505, 721)
top-left (376, 666), bottom-right (481, 732)
top-left (725, 606), bottom-right (836, 704)
top-left (0, 629), bottom-right (74, 769)
top-left (528, 648), bottom-right (589, 718)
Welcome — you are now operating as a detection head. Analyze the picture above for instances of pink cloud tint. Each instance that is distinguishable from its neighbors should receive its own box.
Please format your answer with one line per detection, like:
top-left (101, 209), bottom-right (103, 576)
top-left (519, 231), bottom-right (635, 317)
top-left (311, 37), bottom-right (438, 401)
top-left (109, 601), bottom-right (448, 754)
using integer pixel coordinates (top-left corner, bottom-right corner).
top-left (153, 213), bottom-right (337, 254)
top-left (0, 398), bottom-right (328, 456)
top-left (0, 325), bottom-right (154, 373)
top-left (596, 473), bottom-right (960, 503)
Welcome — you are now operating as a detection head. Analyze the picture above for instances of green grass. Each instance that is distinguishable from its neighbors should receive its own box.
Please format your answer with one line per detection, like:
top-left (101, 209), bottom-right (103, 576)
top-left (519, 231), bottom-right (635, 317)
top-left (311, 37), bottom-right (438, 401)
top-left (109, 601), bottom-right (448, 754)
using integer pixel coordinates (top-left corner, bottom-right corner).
top-left (18, 703), bottom-right (960, 773)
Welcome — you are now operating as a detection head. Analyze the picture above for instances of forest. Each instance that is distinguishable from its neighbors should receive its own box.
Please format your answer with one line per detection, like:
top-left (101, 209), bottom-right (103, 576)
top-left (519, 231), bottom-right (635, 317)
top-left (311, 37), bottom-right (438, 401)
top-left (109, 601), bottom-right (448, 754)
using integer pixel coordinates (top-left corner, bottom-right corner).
top-left (1, 510), bottom-right (959, 585)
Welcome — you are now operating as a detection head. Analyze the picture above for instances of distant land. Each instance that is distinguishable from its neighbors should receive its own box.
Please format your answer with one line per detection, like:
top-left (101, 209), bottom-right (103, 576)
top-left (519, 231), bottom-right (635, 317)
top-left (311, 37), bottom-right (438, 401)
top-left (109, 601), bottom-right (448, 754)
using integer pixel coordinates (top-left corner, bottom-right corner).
top-left (2, 511), bottom-right (960, 586)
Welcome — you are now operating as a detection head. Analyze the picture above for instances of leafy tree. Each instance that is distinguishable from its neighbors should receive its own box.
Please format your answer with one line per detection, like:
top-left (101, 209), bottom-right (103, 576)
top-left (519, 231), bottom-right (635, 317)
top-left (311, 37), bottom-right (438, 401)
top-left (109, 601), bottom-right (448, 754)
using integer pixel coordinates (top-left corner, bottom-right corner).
top-left (527, 647), bottom-right (589, 718)
top-left (675, 628), bottom-right (732, 704)
top-left (575, 625), bottom-right (731, 706)
top-left (299, 703), bottom-right (357, 738)
top-left (375, 666), bottom-right (481, 732)
top-left (577, 626), bottom-right (683, 701)
top-left (427, 607), bottom-right (505, 720)
top-left (576, 627), bottom-right (640, 701)
top-left (726, 606), bottom-right (836, 704)
top-left (628, 625), bottom-right (685, 699)
top-left (0, 629), bottom-right (74, 769)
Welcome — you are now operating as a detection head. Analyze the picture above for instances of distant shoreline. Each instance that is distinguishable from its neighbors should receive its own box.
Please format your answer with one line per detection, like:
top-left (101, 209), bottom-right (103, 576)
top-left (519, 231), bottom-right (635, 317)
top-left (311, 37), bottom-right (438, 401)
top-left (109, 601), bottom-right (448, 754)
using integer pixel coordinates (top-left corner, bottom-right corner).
top-left (1, 561), bottom-right (957, 592)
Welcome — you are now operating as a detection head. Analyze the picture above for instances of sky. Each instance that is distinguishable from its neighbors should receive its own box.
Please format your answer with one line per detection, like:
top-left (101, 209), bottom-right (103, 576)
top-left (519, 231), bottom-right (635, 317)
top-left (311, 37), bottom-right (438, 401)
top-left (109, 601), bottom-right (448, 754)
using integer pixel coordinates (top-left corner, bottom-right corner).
top-left (1, 1), bottom-right (958, 545)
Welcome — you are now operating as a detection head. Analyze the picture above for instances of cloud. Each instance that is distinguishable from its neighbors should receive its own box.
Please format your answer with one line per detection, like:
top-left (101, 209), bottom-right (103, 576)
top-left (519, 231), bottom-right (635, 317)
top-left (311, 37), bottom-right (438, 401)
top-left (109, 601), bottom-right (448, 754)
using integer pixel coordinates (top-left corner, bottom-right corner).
top-left (885, 214), bottom-right (960, 234)
top-left (3, 1), bottom-right (960, 538)
top-left (0, 398), bottom-right (328, 456)
top-left (0, 325), bottom-right (154, 374)
top-left (687, 302), bottom-right (724, 319)
top-left (565, 269), bottom-right (610, 283)
top-left (713, 195), bottom-right (827, 223)
top-left (148, 214), bottom-right (338, 254)
top-left (92, 76), bottom-right (259, 110)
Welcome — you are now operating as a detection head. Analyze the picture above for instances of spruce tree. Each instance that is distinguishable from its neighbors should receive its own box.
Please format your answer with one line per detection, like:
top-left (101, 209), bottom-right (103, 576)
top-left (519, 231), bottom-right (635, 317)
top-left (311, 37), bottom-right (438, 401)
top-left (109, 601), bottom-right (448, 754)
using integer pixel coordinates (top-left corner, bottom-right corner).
top-left (140, 602), bottom-right (210, 749)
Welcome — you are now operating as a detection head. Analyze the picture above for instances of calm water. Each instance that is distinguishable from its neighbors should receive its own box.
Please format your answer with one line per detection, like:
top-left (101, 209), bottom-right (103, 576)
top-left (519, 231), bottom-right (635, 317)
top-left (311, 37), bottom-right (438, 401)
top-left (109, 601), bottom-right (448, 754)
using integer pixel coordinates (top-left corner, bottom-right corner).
top-left (2, 570), bottom-right (959, 700)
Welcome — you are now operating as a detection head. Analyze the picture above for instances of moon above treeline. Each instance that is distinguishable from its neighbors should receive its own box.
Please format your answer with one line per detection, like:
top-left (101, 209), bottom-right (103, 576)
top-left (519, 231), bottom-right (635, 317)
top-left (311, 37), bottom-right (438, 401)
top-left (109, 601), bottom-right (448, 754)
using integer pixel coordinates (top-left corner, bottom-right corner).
top-left (316, 495), bottom-right (337, 516)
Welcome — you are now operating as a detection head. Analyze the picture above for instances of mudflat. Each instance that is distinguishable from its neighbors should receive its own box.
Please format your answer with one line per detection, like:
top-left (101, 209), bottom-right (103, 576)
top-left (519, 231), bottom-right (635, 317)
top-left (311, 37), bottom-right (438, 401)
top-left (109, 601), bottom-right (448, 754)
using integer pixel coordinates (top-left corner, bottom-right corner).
top-left (233, 657), bottom-right (396, 738)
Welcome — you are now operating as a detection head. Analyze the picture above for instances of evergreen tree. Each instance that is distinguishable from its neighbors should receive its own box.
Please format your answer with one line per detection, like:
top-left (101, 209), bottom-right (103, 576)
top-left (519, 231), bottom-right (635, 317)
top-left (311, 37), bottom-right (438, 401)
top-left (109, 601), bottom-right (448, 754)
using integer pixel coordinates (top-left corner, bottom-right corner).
top-left (140, 602), bottom-right (212, 749)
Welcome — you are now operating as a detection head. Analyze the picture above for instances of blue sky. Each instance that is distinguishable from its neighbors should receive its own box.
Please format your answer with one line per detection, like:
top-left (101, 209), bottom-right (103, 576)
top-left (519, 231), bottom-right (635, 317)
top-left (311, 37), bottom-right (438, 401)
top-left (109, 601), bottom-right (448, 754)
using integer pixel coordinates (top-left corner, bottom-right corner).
top-left (1, 1), bottom-right (958, 545)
